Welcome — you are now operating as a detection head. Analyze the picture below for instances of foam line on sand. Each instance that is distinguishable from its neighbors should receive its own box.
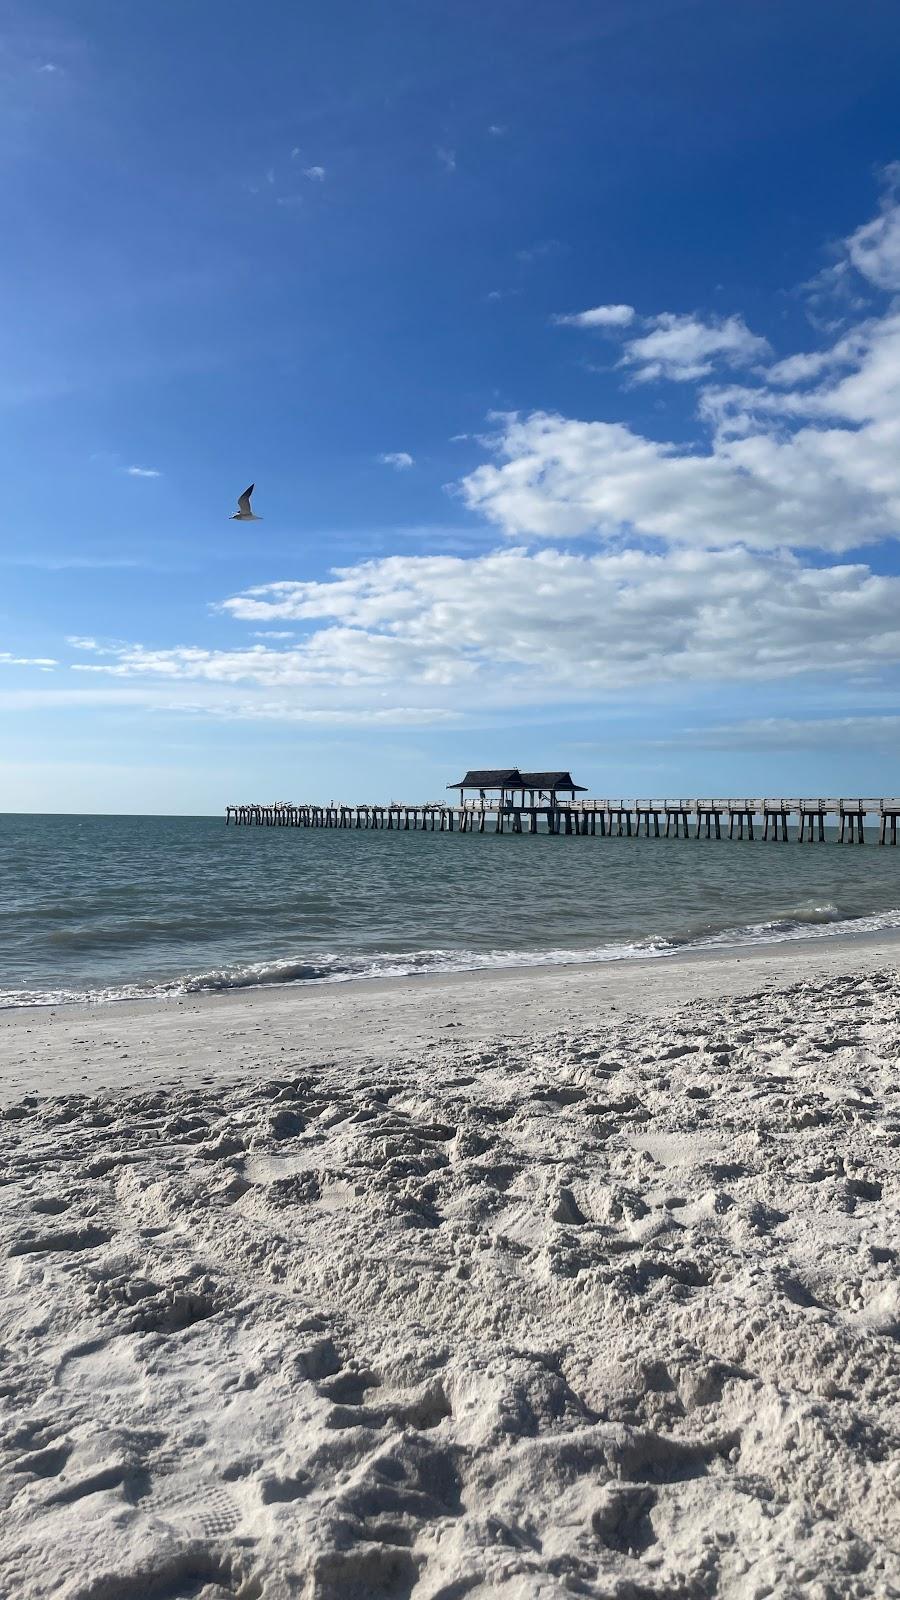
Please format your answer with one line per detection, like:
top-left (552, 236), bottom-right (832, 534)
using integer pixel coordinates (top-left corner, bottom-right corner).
top-left (0, 945), bottom-right (899, 1596)
top-left (2, 928), bottom-right (900, 1102)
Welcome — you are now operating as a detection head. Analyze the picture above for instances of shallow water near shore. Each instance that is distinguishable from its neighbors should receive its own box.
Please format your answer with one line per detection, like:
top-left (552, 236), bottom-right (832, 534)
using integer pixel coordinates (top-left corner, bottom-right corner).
top-left (2, 811), bottom-right (900, 1007)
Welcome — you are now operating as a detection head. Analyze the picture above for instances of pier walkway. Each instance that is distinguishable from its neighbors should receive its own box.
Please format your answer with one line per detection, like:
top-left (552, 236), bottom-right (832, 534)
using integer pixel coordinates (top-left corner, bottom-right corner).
top-left (226, 797), bottom-right (900, 843)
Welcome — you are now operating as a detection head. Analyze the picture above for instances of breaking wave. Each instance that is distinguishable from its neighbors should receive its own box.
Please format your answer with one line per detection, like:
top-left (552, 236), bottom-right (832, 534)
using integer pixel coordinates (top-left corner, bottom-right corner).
top-left (4, 899), bottom-right (900, 1010)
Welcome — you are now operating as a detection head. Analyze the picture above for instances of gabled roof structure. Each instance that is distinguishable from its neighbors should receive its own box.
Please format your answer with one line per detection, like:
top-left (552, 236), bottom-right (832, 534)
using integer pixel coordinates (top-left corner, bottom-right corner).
top-left (447, 769), bottom-right (522, 789)
top-left (447, 768), bottom-right (586, 793)
top-left (519, 770), bottom-right (586, 792)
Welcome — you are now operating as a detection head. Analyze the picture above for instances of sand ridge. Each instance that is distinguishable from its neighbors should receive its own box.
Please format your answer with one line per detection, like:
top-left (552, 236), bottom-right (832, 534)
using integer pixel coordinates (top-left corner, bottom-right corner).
top-left (1, 965), bottom-right (899, 1597)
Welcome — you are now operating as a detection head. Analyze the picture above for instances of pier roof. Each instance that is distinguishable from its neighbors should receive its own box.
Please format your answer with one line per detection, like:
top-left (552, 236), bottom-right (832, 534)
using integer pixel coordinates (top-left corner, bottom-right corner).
top-left (448, 769), bottom-right (522, 789)
top-left (447, 768), bottom-right (586, 792)
top-left (519, 771), bottom-right (587, 793)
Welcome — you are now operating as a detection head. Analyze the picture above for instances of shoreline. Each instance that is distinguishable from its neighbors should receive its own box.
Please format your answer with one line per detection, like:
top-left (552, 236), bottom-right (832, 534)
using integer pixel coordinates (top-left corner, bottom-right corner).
top-left (3, 925), bottom-right (900, 1102)
top-left (5, 905), bottom-right (900, 1011)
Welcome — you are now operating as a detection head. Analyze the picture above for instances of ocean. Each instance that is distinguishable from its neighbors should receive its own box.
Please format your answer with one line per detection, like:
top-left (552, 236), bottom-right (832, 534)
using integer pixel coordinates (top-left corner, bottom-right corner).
top-left (1, 812), bottom-right (899, 1008)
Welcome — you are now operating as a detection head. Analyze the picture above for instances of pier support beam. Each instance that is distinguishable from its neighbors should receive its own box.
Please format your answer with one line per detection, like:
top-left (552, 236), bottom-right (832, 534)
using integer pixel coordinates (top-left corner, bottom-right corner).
top-left (763, 809), bottom-right (790, 841)
top-left (728, 808), bottom-right (755, 841)
top-left (840, 807), bottom-right (866, 844)
top-left (799, 808), bottom-right (827, 843)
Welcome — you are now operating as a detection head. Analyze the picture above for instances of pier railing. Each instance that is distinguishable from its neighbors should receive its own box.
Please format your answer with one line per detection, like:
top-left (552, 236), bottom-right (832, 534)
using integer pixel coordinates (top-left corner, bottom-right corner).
top-left (225, 797), bottom-right (900, 843)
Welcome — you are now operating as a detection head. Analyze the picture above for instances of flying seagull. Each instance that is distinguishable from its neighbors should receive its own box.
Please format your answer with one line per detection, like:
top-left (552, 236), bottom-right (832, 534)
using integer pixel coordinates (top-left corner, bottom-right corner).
top-left (231, 484), bottom-right (262, 521)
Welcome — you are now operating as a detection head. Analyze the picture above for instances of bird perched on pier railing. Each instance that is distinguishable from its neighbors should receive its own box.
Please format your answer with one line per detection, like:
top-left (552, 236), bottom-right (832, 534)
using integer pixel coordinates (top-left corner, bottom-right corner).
top-left (231, 484), bottom-right (262, 521)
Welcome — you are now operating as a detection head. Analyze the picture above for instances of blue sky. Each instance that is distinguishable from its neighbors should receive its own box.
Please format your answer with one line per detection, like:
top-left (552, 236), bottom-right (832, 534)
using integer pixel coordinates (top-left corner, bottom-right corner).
top-left (2, 0), bottom-right (900, 812)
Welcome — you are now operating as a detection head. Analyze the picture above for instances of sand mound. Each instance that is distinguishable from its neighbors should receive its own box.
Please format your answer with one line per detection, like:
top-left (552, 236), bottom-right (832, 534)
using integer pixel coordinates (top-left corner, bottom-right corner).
top-left (1, 970), bottom-right (899, 1597)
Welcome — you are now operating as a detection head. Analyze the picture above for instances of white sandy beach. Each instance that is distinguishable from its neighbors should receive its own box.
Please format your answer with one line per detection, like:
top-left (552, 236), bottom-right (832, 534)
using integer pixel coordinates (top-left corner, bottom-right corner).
top-left (1, 937), bottom-right (899, 1598)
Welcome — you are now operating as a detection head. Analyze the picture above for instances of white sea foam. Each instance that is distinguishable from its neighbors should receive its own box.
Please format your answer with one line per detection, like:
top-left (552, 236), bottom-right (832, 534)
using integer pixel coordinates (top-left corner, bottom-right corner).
top-left (4, 901), bottom-right (900, 1008)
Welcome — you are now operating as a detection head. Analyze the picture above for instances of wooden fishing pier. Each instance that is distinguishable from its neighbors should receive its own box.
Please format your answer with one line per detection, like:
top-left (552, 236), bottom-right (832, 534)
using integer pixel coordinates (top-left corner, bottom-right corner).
top-left (227, 769), bottom-right (900, 843)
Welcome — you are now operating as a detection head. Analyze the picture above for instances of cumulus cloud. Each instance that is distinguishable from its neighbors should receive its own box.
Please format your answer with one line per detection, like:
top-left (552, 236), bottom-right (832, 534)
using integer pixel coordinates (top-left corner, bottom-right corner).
top-left (436, 146), bottom-right (456, 173)
top-left (459, 410), bottom-right (897, 552)
top-left (703, 307), bottom-right (900, 434)
top-left (620, 313), bottom-right (771, 383)
top-left (379, 451), bottom-right (414, 470)
top-left (462, 291), bottom-right (900, 552)
top-left (552, 303), bottom-right (767, 377)
top-left (303, 165), bottom-right (325, 181)
top-left (125, 465), bottom-right (160, 478)
top-left (553, 304), bottom-right (635, 329)
top-left (67, 545), bottom-right (900, 727)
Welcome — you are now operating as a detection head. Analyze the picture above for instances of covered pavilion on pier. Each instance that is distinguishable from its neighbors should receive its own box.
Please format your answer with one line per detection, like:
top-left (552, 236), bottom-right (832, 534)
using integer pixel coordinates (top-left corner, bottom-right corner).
top-left (447, 768), bottom-right (587, 808)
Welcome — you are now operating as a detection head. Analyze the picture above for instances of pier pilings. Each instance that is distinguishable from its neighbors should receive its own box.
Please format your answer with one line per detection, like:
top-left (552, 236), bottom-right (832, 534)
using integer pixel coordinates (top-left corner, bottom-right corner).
top-left (225, 797), bottom-right (900, 843)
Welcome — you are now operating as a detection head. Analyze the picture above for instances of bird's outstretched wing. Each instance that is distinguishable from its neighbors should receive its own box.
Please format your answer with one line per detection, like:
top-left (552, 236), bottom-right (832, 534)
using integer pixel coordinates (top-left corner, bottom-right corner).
top-left (237, 484), bottom-right (255, 515)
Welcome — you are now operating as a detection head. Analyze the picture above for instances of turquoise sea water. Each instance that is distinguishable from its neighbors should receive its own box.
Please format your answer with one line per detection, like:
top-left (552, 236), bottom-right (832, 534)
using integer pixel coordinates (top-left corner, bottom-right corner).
top-left (1, 812), bottom-right (899, 1007)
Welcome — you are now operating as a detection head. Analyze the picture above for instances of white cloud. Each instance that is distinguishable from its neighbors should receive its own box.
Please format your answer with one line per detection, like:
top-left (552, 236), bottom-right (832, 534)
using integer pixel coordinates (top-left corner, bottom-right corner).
top-left (125, 465), bottom-right (160, 478)
top-left (303, 165), bottom-right (325, 182)
top-left (252, 630), bottom-right (296, 639)
top-left (796, 167), bottom-right (900, 319)
top-left (65, 544), bottom-right (900, 726)
top-left (551, 305), bottom-right (767, 377)
top-left (459, 408), bottom-right (894, 552)
top-left (844, 164), bottom-right (900, 291)
top-left (461, 293), bottom-right (900, 552)
top-left (379, 451), bottom-right (414, 470)
top-left (0, 652), bottom-right (57, 667)
top-left (220, 548), bottom-right (900, 688)
top-left (553, 304), bottom-right (635, 329)
top-left (704, 306), bottom-right (900, 431)
top-left (764, 326), bottom-right (871, 387)
top-left (66, 636), bottom-right (125, 655)
top-left (173, 702), bottom-right (460, 726)
top-left (488, 124), bottom-right (507, 137)
top-left (620, 312), bottom-right (770, 383)
top-left (436, 146), bottom-right (456, 173)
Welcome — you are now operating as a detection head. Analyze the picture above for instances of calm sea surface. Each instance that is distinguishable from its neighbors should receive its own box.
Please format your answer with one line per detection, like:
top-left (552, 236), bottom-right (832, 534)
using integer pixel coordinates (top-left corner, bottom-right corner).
top-left (1, 812), bottom-right (899, 1007)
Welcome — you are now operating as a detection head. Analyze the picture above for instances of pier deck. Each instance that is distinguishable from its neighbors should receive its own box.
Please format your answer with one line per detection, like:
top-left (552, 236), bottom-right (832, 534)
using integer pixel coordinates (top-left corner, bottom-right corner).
top-left (226, 798), bottom-right (900, 843)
